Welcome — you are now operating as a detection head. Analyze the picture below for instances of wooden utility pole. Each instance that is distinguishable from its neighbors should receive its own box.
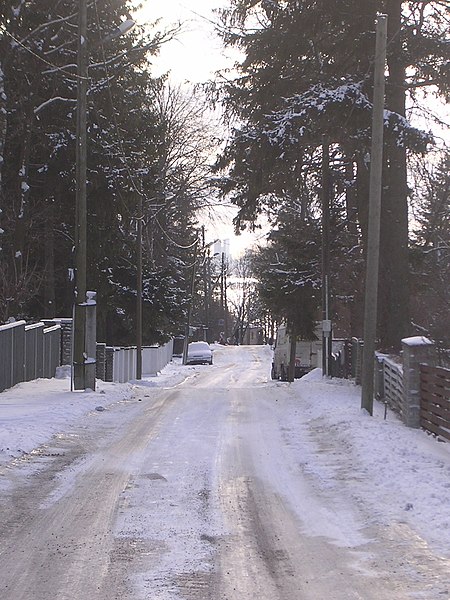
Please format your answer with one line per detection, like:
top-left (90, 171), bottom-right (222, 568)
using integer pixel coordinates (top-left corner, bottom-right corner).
top-left (72, 12), bottom-right (134, 390)
top-left (220, 251), bottom-right (225, 339)
top-left (321, 140), bottom-right (331, 377)
top-left (182, 241), bottom-right (198, 365)
top-left (136, 189), bottom-right (143, 379)
top-left (73, 0), bottom-right (90, 390)
top-left (224, 255), bottom-right (229, 340)
top-left (202, 226), bottom-right (209, 342)
top-left (361, 14), bottom-right (388, 414)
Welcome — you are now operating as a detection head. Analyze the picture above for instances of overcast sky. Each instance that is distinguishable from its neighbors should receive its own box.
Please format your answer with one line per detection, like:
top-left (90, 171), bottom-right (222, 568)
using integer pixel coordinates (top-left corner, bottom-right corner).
top-left (136, 1), bottom-right (233, 83)
top-left (134, 2), bottom-right (263, 256)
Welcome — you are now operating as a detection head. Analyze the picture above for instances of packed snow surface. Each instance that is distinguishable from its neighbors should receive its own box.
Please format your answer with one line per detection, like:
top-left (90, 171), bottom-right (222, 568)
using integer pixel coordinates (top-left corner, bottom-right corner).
top-left (0, 344), bottom-right (449, 568)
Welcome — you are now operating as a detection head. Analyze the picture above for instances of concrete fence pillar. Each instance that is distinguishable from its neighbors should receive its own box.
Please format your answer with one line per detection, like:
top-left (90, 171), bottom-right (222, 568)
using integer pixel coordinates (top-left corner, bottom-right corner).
top-left (96, 343), bottom-right (107, 381)
top-left (105, 347), bottom-right (114, 382)
top-left (41, 319), bottom-right (72, 365)
top-left (85, 291), bottom-right (97, 390)
top-left (401, 336), bottom-right (436, 428)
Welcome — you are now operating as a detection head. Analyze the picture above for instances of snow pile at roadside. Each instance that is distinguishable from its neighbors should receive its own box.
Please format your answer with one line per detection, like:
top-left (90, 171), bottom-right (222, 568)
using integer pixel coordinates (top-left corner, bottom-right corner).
top-left (0, 360), bottom-right (189, 466)
top-left (286, 369), bottom-right (450, 557)
top-left (0, 374), bottom-right (133, 464)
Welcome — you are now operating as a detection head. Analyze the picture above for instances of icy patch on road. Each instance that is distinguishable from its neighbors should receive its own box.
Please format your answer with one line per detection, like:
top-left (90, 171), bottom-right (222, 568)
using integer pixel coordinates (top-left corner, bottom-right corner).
top-left (113, 386), bottom-right (228, 599)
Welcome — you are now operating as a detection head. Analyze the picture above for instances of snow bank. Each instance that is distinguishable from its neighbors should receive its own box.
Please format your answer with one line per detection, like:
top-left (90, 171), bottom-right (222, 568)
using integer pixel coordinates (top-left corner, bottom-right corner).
top-left (285, 373), bottom-right (450, 557)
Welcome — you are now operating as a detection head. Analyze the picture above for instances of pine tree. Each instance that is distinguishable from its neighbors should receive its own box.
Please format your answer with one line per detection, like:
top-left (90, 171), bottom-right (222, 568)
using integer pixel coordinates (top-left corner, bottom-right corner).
top-left (252, 205), bottom-right (321, 339)
top-left (214, 0), bottom-right (448, 349)
top-left (410, 151), bottom-right (450, 346)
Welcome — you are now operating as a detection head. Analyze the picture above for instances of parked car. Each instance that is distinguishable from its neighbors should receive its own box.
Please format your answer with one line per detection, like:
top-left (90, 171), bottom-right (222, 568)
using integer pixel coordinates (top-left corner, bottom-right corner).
top-left (186, 341), bottom-right (213, 365)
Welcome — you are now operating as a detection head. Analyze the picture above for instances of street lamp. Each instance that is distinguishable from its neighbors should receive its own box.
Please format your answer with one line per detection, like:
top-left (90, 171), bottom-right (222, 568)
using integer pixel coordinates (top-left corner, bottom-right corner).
top-left (72, 1), bottom-right (135, 390)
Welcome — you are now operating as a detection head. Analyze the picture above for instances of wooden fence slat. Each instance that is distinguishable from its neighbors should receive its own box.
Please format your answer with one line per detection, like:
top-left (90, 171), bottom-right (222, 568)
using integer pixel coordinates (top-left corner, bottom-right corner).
top-left (421, 408), bottom-right (450, 428)
top-left (421, 380), bottom-right (450, 395)
top-left (421, 364), bottom-right (450, 377)
top-left (421, 400), bottom-right (450, 418)
top-left (420, 364), bottom-right (450, 442)
top-left (421, 382), bottom-right (450, 397)
top-left (419, 418), bottom-right (450, 442)
top-left (421, 390), bottom-right (450, 408)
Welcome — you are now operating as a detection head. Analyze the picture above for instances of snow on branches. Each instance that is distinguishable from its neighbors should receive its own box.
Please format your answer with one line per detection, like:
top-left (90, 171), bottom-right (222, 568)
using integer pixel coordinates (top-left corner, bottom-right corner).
top-left (263, 81), bottom-right (432, 153)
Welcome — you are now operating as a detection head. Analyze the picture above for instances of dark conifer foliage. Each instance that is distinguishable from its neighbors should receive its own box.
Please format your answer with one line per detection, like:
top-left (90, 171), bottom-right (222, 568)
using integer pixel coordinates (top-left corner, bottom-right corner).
top-left (410, 151), bottom-right (450, 348)
top-left (252, 210), bottom-right (321, 341)
top-left (0, 2), bottom-right (210, 344)
top-left (213, 0), bottom-right (448, 349)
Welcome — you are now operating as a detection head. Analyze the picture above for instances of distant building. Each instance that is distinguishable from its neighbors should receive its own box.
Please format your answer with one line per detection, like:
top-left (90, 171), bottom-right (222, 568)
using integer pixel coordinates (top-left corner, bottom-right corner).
top-left (213, 239), bottom-right (230, 258)
top-left (242, 326), bottom-right (264, 345)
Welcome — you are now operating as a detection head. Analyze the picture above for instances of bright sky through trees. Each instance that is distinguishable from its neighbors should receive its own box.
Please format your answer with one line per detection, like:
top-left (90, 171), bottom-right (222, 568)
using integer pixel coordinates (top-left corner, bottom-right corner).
top-left (136, 1), bottom-right (231, 83)
top-left (135, 1), bottom-right (263, 256)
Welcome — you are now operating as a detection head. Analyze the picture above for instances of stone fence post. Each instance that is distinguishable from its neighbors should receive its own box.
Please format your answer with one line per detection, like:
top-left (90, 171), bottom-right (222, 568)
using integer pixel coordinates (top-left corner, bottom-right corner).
top-left (401, 336), bottom-right (436, 428)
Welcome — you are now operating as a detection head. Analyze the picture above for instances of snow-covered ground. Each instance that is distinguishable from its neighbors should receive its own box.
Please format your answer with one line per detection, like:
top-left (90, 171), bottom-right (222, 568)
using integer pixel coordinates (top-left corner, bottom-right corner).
top-left (1, 345), bottom-right (449, 567)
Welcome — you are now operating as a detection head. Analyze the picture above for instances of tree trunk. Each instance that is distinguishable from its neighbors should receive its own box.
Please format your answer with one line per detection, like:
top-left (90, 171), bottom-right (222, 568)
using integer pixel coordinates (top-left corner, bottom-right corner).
top-left (349, 157), bottom-right (370, 339)
top-left (379, 0), bottom-right (410, 350)
top-left (13, 117), bottom-right (32, 281)
top-left (43, 218), bottom-right (56, 318)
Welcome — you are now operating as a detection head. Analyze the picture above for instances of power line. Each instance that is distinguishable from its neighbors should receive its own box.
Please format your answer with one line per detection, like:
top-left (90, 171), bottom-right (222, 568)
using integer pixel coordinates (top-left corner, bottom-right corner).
top-left (1, 28), bottom-right (87, 81)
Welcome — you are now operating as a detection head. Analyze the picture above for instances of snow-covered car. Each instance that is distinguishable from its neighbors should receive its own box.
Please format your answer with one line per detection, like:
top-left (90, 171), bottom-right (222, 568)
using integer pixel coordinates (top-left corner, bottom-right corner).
top-left (186, 341), bottom-right (213, 365)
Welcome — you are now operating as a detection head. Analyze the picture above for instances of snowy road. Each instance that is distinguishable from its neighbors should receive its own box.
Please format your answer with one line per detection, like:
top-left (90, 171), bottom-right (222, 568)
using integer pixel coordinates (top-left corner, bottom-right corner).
top-left (0, 345), bottom-right (449, 599)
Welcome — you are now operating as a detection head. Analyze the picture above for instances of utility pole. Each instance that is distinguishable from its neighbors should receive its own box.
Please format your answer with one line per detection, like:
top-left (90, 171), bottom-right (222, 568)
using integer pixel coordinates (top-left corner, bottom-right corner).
top-left (201, 226), bottom-right (208, 342)
top-left (224, 256), bottom-right (229, 341)
top-left (204, 248), bottom-right (210, 343)
top-left (182, 241), bottom-right (198, 365)
top-left (220, 252), bottom-right (229, 342)
top-left (321, 139), bottom-right (332, 377)
top-left (72, 11), bottom-right (135, 390)
top-left (73, 0), bottom-right (91, 390)
top-left (361, 14), bottom-right (388, 415)
top-left (136, 188), bottom-right (143, 379)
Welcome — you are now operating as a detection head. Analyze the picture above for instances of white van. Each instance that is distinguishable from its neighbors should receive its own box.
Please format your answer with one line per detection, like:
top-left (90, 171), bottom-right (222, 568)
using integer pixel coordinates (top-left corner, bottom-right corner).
top-left (271, 323), bottom-right (322, 380)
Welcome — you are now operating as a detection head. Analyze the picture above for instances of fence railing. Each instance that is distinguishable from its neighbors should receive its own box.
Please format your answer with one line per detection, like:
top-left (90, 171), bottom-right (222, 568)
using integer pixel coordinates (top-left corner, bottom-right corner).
top-left (99, 340), bottom-right (174, 383)
top-left (375, 354), bottom-right (404, 417)
top-left (330, 339), bottom-right (352, 379)
top-left (420, 364), bottom-right (450, 442)
top-left (0, 320), bottom-right (62, 392)
top-left (332, 336), bottom-right (447, 434)
top-left (1, 319), bottom-right (175, 391)
top-left (351, 338), bottom-right (364, 384)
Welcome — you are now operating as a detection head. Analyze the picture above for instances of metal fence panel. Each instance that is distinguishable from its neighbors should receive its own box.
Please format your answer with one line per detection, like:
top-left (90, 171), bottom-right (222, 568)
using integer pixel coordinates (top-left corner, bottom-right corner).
top-left (0, 321), bottom-right (26, 392)
top-left (101, 341), bottom-right (174, 383)
top-left (42, 319), bottom-right (72, 365)
top-left (12, 322), bottom-right (26, 386)
top-left (380, 356), bottom-right (404, 417)
top-left (352, 338), bottom-right (364, 384)
top-left (142, 346), bottom-right (159, 376)
top-left (0, 326), bottom-right (13, 392)
top-left (25, 323), bottom-right (45, 381)
top-left (43, 325), bottom-right (61, 379)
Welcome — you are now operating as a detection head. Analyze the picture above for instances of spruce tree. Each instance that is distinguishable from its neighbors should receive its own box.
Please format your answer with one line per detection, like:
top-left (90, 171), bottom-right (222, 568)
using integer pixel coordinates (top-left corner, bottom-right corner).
top-left (214, 0), bottom-right (448, 349)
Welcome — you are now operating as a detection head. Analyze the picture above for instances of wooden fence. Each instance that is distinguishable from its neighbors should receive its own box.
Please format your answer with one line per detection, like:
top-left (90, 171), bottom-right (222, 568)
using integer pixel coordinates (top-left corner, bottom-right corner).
top-left (382, 357), bottom-right (404, 417)
top-left (420, 365), bottom-right (450, 442)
